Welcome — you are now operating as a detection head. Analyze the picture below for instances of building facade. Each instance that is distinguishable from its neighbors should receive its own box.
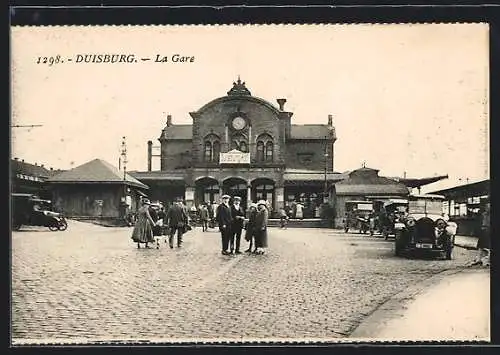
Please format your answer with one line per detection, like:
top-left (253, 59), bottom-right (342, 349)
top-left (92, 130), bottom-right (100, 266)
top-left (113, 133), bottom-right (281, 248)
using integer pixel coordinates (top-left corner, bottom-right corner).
top-left (47, 159), bottom-right (149, 218)
top-left (131, 78), bottom-right (341, 217)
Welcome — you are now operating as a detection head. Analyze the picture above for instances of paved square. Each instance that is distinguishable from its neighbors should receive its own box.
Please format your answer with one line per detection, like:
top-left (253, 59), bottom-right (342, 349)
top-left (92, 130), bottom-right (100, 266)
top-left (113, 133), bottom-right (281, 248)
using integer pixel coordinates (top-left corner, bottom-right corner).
top-left (12, 221), bottom-right (475, 343)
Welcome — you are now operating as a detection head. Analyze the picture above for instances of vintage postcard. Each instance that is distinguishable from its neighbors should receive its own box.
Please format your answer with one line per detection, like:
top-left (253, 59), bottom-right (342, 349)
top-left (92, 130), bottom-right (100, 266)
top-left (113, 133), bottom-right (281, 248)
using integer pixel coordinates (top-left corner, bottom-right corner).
top-left (11, 23), bottom-right (490, 345)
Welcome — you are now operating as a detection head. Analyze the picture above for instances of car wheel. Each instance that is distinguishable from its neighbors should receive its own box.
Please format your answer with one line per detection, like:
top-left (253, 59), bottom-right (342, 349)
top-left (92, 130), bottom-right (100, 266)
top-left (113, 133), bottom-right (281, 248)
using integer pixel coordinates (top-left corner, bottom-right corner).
top-left (49, 224), bottom-right (59, 231)
top-left (13, 223), bottom-right (22, 231)
top-left (58, 219), bottom-right (68, 231)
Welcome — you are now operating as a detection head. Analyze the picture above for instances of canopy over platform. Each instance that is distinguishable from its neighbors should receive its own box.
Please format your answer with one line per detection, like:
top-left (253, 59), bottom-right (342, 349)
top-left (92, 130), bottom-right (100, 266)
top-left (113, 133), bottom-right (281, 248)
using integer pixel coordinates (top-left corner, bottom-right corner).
top-left (388, 175), bottom-right (449, 189)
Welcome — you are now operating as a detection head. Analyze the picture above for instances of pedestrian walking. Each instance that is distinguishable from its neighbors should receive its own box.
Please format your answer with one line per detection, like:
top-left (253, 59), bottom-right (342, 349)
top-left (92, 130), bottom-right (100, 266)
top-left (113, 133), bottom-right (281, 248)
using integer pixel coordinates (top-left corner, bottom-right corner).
top-left (199, 204), bottom-right (210, 232)
top-left (211, 201), bottom-right (219, 228)
top-left (166, 197), bottom-right (189, 249)
top-left (279, 206), bottom-right (288, 228)
top-left (295, 201), bottom-right (304, 220)
top-left (469, 202), bottom-right (490, 267)
top-left (131, 198), bottom-right (155, 248)
top-left (216, 194), bottom-right (233, 255)
top-left (230, 196), bottom-right (246, 254)
top-left (254, 200), bottom-right (269, 255)
top-left (244, 202), bottom-right (258, 253)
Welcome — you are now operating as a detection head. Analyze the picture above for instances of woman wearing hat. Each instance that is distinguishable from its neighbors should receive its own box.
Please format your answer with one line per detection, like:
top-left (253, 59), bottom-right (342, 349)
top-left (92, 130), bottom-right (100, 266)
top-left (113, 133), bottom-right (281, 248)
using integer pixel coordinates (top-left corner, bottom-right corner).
top-left (230, 196), bottom-right (246, 254)
top-left (131, 198), bottom-right (155, 248)
top-left (254, 200), bottom-right (269, 254)
top-left (244, 202), bottom-right (258, 253)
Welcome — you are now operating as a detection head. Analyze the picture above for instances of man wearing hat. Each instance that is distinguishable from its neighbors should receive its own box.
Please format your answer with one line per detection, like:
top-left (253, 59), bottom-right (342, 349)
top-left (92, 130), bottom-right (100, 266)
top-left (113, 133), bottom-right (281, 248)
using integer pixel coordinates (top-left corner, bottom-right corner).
top-left (216, 194), bottom-right (233, 255)
top-left (166, 197), bottom-right (189, 249)
top-left (230, 196), bottom-right (246, 254)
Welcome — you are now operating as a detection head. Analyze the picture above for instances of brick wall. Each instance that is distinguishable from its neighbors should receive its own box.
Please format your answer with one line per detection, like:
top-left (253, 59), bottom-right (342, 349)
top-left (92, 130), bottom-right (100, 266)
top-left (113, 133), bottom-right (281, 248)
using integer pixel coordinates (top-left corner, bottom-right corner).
top-left (191, 97), bottom-right (283, 165)
top-left (52, 184), bottom-right (123, 218)
top-left (160, 140), bottom-right (192, 170)
top-left (285, 140), bottom-right (334, 171)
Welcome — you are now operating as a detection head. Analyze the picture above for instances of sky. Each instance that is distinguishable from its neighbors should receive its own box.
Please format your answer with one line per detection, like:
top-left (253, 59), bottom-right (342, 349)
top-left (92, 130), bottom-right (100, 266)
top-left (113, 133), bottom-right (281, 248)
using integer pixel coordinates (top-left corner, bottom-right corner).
top-left (11, 24), bottom-right (489, 192)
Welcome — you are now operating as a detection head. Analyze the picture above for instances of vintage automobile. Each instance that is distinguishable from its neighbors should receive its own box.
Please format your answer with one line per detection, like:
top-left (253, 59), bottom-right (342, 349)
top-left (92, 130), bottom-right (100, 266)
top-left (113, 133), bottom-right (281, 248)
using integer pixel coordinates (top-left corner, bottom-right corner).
top-left (12, 193), bottom-right (68, 231)
top-left (380, 198), bottom-right (409, 240)
top-left (394, 194), bottom-right (457, 259)
top-left (344, 200), bottom-right (374, 234)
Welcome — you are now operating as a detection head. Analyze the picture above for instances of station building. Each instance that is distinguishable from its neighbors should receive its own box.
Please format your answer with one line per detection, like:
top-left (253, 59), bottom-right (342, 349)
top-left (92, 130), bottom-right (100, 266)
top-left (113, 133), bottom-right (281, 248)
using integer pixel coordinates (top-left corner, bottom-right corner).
top-left (130, 78), bottom-right (341, 217)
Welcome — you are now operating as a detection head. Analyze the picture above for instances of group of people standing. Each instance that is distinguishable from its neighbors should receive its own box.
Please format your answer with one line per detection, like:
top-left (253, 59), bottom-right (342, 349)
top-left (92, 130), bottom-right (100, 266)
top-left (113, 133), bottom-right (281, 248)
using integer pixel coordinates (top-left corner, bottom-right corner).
top-left (215, 194), bottom-right (269, 255)
top-left (130, 195), bottom-right (270, 255)
top-left (131, 197), bottom-right (189, 249)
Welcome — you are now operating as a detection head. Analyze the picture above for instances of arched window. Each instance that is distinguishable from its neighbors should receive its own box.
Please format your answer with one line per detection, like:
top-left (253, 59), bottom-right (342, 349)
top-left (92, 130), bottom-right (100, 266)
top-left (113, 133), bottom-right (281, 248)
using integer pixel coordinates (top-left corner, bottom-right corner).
top-left (265, 141), bottom-right (273, 161)
top-left (231, 133), bottom-right (248, 152)
top-left (256, 141), bottom-right (265, 161)
top-left (204, 142), bottom-right (212, 162)
top-left (203, 134), bottom-right (220, 162)
top-left (256, 134), bottom-right (273, 162)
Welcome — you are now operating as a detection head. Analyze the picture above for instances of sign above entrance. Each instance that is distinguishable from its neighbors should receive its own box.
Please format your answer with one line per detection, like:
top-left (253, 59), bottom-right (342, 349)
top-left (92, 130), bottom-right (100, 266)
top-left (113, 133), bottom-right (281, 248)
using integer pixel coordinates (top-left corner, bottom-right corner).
top-left (219, 149), bottom-right (250, 164)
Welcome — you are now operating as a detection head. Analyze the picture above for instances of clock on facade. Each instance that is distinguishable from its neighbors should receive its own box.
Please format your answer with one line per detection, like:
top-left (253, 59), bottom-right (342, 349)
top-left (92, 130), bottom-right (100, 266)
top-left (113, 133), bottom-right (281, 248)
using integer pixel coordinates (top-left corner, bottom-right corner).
top-left (231, 116), bottom-right (246, 130)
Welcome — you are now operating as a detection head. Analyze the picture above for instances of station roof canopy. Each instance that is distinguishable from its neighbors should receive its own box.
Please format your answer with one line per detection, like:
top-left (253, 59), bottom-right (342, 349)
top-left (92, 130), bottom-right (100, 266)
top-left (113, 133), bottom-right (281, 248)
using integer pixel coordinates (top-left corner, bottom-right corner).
top-left (47, 159), bottom-right (149, 189)
top-left (428, 179), bottom-right (490, 200)
top-left (387, 175), bottom-right (449, 188)
top-left (129, 170), bottom-right (186, 181)
top-left (283, 169), bottom-right (347, 183)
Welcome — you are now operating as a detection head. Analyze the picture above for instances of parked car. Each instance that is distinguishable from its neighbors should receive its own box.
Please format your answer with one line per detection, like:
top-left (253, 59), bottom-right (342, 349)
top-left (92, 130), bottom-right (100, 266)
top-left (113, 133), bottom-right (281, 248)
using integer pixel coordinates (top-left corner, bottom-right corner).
top-left (12, 193), bottom-right (68, 231)
top-left (344, 200), bottom-right (374, 234)
top-left (394, 194), bottom-right (457, 259)
top-left (380, 198), bottom-right (408, 240)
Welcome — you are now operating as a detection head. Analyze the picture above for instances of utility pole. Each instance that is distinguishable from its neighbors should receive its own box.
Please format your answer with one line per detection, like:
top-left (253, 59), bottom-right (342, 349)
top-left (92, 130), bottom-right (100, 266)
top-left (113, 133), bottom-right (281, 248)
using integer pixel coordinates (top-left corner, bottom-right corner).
top-left (120, 136), bottom-right (127, 181)
top-left (324, 137), bottom-right (329, 203)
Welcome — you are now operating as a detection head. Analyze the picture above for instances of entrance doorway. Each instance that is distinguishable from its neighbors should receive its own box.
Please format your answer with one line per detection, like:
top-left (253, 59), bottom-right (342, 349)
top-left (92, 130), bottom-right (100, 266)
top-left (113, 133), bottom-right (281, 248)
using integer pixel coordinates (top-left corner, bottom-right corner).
top-left (251, 178), bottom-right (275, 210)
top-left (223, 177), bottom-right (248, 209)
top-left (195, 177), bottom-right (220, 206)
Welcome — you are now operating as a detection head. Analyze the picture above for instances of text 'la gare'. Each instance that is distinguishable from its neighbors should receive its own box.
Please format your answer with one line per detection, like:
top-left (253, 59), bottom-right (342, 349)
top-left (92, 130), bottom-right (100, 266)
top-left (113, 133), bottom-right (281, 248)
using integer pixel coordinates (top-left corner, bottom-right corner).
top-left (155, 54), bottom-right (195, 63)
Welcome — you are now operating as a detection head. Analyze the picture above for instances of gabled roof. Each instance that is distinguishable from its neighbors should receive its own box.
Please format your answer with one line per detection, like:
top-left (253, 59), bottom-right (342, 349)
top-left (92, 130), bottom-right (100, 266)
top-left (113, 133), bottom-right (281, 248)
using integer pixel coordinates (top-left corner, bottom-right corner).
top-left (290, 125), bottom-right (332, 140)
top-left (47, 159), bottom-right (149, 189)
top-left (160, 125), bottom-right (193, 140)
top-left (336, 167), bottom-right (409, 196)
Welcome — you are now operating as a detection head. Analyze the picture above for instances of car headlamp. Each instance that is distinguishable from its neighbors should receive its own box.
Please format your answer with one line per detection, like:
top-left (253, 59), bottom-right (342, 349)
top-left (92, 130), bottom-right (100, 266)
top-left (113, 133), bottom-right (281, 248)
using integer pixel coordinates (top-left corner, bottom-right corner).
top-left (406, 217), bottom-right (416, 227)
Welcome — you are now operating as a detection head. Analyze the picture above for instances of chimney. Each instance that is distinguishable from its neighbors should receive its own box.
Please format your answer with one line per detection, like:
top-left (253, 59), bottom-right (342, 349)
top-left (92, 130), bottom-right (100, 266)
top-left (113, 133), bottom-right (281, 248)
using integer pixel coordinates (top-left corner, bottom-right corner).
top-left (21, 159), bottom-right (24, 162)
top-left (166, 114), bottom-right (172, 127)
top-left (50, 167), bottom-right (53, 171)
top-left (277, 99), bottom-right (286, 111)
top-left (41, 164), bottom-right (44, 168)
top-left (328, 114), bottom-right (333, 126)
top-left (147, 140), bottom-right (153, 172)
top-left (35, 162), bottom-right (38, 166)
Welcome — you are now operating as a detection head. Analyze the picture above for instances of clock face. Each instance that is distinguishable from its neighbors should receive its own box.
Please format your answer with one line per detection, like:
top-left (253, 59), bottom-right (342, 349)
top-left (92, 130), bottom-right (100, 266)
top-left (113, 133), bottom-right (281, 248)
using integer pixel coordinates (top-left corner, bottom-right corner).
top-left (231, 116), bottom-right (246, 130)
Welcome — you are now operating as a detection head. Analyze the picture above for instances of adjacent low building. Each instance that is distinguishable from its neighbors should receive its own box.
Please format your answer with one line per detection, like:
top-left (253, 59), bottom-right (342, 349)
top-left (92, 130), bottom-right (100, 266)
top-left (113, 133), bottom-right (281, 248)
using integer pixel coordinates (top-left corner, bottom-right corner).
top-left (46, 158), bottom-right (149, 218)
top-left (11, 158), bottom-right (63, 199)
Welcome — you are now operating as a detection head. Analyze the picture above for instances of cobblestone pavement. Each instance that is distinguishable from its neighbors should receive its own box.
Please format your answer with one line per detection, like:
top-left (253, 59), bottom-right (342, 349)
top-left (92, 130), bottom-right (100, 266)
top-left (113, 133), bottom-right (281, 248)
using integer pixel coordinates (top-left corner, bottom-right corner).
top-left (11, 221), bottom-right (477, 343)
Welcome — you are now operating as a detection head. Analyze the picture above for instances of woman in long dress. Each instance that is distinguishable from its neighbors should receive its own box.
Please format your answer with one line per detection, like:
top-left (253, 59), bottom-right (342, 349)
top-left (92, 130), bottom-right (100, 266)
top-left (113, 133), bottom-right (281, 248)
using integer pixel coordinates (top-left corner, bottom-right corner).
top-left (131, 199), bottom-right (155, 248)
top-left (254, 200), bottom-right (269, 254)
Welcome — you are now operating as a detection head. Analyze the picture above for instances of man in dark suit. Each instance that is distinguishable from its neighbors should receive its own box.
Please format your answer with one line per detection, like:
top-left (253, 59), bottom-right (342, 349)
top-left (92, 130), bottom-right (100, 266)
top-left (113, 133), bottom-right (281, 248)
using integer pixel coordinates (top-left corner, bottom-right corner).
top-left (166, 197), bottom-right (189, 249)
top-left (230, 196), bottom-right (246, 254)
top-left (216, 195), bottom-right (233, 255)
